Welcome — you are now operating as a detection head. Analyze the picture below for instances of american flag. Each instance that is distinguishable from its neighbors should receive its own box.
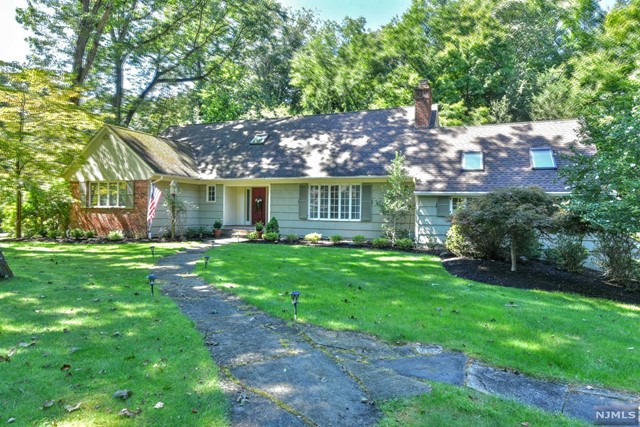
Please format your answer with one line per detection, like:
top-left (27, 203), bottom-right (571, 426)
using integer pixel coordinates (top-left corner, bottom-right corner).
top-left (147, 184), bottom-right (163, 222)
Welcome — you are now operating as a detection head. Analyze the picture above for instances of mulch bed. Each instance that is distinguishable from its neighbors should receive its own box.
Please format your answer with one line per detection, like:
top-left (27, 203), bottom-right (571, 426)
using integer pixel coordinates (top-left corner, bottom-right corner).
top-left (442, 257), bottom-right (639, 305)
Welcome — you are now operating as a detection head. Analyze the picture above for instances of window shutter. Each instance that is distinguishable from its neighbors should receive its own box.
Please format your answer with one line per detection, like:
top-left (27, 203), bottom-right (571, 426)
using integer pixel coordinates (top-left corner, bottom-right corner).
top-left (125, 181), bottom-right (135, 209)
top-left (298, 184), bottom-right (308, 219)
top-left (79, 182), bottom-right (88, 208)
top-left (436, 196), bottom-right (450, 217)
top-left (216, 185), bottom-right (223, 202)
top-left (361, 184), bottom-right (373, 222)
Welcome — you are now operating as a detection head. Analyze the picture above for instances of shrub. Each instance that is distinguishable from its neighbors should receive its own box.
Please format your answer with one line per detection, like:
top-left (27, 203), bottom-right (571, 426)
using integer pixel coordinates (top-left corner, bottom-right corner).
top-left (247, 231), bottom-right (259, 240)
top-left (213, 219), bottom-right (223, 230)
top-left (255, 221), bottom-right (264, 232)
top-left (352, 235), bottom-right (367, 245)
top-left (304, 232), bottom-right (322, 243)
top-left (265, 217), bottom-right (280, 234)
top-left (84, 230), bottom-right (96, 238)
top-left (594, 232), bottom-right (640, 289)
top-left (107, 230), bottom-right (124, 241)
top-left (263, 232), bottom-right (279, 242)
top-left (545, 235), bottom-right (589, 272)
top-left (284, 234), bottom-right (298, 243)
top-left (46, 229), bottom-right (60, 239)
top-left (395, 238), bottom-right (414, 250)
top-left (445, 224), bottom-right (476, 257)
top-left (70, 228), bottom-right (85, 240)
top-left (330, 234), bottom-right (343, 244)
top-left (185, 226), bottom-right (208, 239)
top-left (372, 237), bottom-right (391, 248)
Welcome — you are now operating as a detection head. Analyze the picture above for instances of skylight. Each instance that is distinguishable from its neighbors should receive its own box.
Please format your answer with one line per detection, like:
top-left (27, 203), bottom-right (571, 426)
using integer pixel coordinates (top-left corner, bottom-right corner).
top-left (530, 148), bottom-right (556, 169)
top-left (250, 132), bottom-right (268, 145)
top-left (462, 151), bottom-right (483, 170)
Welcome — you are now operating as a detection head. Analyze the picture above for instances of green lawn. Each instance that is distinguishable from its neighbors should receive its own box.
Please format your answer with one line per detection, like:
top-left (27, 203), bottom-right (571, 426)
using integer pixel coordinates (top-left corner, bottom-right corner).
top-left (378, 383), bottom-right (587, 427)
top-left (200, 243), bottom-right (640, 393)
top-left (0, 243), bottom-right (227, 426)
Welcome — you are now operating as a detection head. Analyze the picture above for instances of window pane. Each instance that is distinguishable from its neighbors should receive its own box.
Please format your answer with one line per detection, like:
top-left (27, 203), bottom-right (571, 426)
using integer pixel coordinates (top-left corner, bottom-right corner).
top-left (319, 185), bottom-right (329, 219)
top-left (99, 183), bottom-right (108, 207)
top-left (463, 152), bottom-right (483, 170)
top-left (309, 186), bottom-right (319, 219)
top-left (340, 186), bottom-right (350, 219)
top-left (330, 185), bottom-right (339, 219)
top-left (208, 186), bottom-right (216, 202)
top-left (108, 183), bottom-right (118, 207)
top-left (118, 182), bottom-right (127, 207)
top-left (351, 185), bottom-right (361, 220)
top-left (531, 149), bottom-right (555, 168)
top-left (90, 183), bottom-right (98, 207)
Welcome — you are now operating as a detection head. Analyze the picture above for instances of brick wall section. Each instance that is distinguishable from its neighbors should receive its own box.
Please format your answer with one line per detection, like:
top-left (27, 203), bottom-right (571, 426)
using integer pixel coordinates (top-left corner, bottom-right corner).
top-left (414, 81), bottom-right (432, 127)
top-left (70, 180), bottom-right (149, 238)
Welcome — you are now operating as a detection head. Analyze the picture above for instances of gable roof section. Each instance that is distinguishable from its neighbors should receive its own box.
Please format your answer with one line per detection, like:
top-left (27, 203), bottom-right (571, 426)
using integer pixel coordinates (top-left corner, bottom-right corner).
top-left (106, 125), bottom-right (199, 177)
top-left (161, 107), bottom-right (593, 193)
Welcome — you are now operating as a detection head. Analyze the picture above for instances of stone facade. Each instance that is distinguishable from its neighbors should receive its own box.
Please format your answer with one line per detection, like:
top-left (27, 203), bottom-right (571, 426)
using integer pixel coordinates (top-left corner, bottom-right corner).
top-left (70, 180), bottom-right (149, 237)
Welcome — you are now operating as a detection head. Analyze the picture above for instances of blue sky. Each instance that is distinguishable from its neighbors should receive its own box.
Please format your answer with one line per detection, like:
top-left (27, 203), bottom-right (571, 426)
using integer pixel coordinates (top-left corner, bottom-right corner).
top-left (0, 0), bottom-right (619, 63)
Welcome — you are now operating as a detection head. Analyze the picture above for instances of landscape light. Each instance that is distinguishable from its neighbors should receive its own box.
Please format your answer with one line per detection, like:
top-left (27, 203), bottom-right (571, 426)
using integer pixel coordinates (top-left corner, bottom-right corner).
top-left (147, 273), bottom-right (157, 296)
top-left (291, 291), bottom-right (300, 321)
top-left (204, 255), bottom-right (210, 269)
top-left (150, 246), bottom-right (155, 258)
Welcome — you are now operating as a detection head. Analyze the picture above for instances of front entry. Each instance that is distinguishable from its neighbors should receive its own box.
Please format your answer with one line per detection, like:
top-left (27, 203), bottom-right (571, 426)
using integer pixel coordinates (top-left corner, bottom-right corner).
top-left (251, 187), bottom-right (267, 224)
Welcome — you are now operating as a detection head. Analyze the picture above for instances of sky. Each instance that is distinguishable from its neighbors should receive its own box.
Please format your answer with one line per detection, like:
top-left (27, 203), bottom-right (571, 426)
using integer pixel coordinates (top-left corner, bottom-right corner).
top-left (0, 0), bottom-right (619, 63)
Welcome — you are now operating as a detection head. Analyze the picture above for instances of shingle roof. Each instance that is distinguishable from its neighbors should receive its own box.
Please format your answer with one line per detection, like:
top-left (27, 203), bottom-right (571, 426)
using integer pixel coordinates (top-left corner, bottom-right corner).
top-left (160, 107), bottom-right (593, 193)
top-left (106, 125), bottom-right (199, 177)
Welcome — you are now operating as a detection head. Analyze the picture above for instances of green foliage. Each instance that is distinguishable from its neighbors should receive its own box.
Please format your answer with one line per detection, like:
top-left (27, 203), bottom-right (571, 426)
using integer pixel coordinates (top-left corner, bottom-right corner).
top-left (395, 238), bottom-right (414, 250)
top-left (378, 152), bottom-right (415, 245)
top-left (372, 237), bottom-right (391, 248)
top-left (330, 234), bottom-right (343, 244)
top-left (70, 228), bottom-right (85, 240)
top-left (84, 230), bottom-right (96, 238)
top-left (284, 233), bottom-right (299, 243)
top-left (450, 187), bottom-right (557, 270)
top-left (184, 227), bottom-right (209, 239)
top-left (594, 232), bottom-right (640, 288)
top-left (263, 232), bottom-right (279, 242)
top-left (254, 221), bottom-right (264, 232)
top-left (304, 232), bottom-right (322, 243)
top-left (445, 224), bottom-right (477, 257)
top-left (213, 219), bottom-right (223, 230)
top-left (544, 235), bottom-right (589, 273)
top-left (265, 217), bottom-right (280, 234)
top-left (352, 235), bottom-right (367, 245)
top-left (107, 230), bottom-right (124, 241)
top-left (247, 231), bottom-right (259, 240)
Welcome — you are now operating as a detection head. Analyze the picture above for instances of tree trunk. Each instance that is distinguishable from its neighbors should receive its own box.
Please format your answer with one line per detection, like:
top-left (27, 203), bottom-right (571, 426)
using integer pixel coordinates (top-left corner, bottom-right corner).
top-left (510, 239), bottom-right (517, 272)
top-left (15, 188), bottom-right (22, 239)
top-left (0, 251), bottom-right (14, 280)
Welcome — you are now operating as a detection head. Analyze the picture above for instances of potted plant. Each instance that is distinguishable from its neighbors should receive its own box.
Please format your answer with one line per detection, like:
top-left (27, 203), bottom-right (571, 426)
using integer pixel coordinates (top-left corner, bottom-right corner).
top-left (213, 219), bottom-right (223, 238)
top-left (255, 221), bottom-right (264, 239)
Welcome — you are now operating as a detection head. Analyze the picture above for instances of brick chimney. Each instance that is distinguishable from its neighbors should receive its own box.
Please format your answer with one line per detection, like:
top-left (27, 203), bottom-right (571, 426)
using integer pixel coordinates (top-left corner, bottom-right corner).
top-left (414, 80), bottom-right (432, 127)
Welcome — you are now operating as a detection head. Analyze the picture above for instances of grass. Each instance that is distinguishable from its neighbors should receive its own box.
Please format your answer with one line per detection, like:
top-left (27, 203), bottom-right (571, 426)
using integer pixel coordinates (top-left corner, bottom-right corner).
top-left (199, 244), bottom-right (640, 393)
top-left (378, 382), bottom-right (588, 427)
top-left (0, 242), bottom-right (228, 426)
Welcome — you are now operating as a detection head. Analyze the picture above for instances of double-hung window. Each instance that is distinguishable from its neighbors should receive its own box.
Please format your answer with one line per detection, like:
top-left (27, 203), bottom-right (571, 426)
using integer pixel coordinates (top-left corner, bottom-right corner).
top-left (309, 184), bottom-right (361, 220)
top-left (88, 182), bottom-right (128, 208)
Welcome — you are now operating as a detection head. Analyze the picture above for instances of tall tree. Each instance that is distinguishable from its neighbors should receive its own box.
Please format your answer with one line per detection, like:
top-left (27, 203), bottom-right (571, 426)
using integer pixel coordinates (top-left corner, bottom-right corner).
top-left (0, 63), bottom-right (101, 237)
top-left (377, 152), bottom-right (415, 245)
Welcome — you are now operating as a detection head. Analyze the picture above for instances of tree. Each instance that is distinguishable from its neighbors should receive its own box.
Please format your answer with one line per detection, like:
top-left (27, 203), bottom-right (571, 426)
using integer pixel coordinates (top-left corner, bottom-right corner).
top-left (0, 63), bottom-right (102, 237)
top-left (0, 251), bottom-right (13, 280)
top-left (377, 152), bottom-right (415, 245)
top-left (450, 187), bottom-right (557, 271)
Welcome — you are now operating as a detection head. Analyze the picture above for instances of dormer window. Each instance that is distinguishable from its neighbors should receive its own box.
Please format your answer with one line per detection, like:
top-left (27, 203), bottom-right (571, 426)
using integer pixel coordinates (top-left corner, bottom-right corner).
top-left (530, 148), bottom-right (556, 169)
top-left (250, 132), bottom-right (268, 145)
top-left (462, 151), bottom-right (483, 170)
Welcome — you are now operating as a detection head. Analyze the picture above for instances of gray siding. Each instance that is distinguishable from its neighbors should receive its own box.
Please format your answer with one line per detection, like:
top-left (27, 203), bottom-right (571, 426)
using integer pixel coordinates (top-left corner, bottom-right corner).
top-left (415, 196), bottom-right (452, 246)
top-left (150, 183), bottom-right (223, 236)
top-left (270, 183), bottom-right (413, 239)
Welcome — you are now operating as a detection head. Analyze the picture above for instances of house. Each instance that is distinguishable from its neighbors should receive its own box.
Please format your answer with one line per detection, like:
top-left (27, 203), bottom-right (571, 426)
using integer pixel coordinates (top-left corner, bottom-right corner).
top-left (63, 82), bottom-right (591, 243)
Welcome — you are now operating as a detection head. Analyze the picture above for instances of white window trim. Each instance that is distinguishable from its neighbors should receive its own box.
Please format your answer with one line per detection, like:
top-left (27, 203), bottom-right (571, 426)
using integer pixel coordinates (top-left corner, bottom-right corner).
top-left (462, 151), bottom-right (484, 171)
top-left (308, 184), bottom-right (362, 222)
top-left (450, 197), bottom-right (465, 214)
top-left (530, 148), bottom-right (557, 169)
top-left (89, 181), bottom-right (127, 208)
top-left (206, 185), bottom-right (217, 203)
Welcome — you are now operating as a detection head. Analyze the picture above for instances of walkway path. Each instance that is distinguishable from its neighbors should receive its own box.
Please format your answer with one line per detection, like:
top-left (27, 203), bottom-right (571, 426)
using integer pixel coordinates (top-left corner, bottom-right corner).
top-left (152, 241), bottom-right (639, 426)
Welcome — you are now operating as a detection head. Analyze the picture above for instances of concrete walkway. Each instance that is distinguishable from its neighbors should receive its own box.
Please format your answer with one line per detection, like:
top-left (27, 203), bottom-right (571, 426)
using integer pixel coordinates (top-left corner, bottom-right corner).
top-left (152, 241), bottom-right (639, 426)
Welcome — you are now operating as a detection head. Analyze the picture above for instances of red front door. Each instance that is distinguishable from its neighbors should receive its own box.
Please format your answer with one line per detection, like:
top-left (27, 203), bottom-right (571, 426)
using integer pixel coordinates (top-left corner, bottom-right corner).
top-left (251, 187), bottom-right (267, 224)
